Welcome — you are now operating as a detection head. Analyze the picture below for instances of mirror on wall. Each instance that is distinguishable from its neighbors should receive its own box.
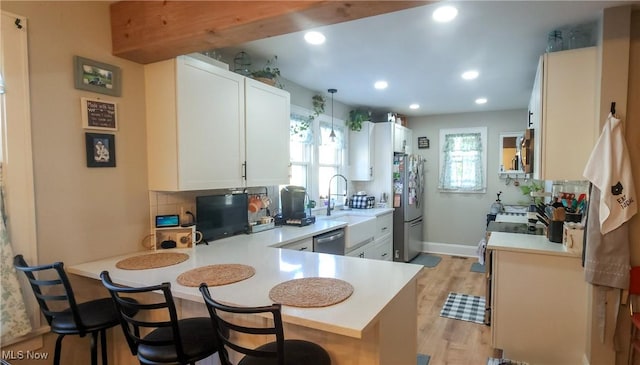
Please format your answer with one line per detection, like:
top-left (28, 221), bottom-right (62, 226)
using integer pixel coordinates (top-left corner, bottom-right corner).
top-left (499, 132), bottom-right (524, 173)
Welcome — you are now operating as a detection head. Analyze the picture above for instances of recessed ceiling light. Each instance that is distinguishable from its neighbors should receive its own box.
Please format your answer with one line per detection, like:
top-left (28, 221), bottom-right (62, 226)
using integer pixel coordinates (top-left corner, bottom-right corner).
top-left (462, 70), bottom-right (479, 80)
top-left (374, 81), bottom-right (388, 90)
top-left (475, 98), bottom-right (488, 105)
top-left (409, 104), bottom-right (420, 110)
top-left (432, 6), bottom-right (458, 23)
top-left (304, 31), bottom-right (326, 45)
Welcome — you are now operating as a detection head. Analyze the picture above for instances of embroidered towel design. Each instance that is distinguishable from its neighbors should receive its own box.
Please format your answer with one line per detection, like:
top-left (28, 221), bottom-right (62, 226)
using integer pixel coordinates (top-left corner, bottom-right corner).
top-left (583, 113), bottom-right (637, 234)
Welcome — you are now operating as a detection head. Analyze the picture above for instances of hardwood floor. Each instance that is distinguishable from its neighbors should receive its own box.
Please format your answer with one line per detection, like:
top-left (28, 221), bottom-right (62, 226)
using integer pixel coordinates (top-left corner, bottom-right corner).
top-left (416, 254), bottom-right (501, 365)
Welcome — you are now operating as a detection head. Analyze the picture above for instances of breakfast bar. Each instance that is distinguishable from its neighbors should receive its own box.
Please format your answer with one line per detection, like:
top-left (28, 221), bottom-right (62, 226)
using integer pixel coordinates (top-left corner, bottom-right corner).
top-left (67, 223), bottom-right (423, 365)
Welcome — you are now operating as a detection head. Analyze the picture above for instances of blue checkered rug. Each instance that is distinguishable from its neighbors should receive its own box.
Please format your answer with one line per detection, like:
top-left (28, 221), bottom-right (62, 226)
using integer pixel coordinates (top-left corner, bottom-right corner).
top-left (439, 292), bottom-right (485, 324)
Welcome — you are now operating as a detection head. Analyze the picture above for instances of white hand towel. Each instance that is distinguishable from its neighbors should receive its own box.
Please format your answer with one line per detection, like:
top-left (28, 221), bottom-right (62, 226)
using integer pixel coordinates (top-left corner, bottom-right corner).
top-left (583, 113), bottom-right (637, 234)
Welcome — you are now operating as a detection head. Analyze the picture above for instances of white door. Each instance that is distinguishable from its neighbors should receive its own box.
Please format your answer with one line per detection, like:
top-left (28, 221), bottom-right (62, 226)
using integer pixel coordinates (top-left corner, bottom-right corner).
top-left (244, 78), bottom-right (290, 187)
top-left (177, 57), bottom-right (245, 189)
top-left (349, 121), bottom-right (374, 181)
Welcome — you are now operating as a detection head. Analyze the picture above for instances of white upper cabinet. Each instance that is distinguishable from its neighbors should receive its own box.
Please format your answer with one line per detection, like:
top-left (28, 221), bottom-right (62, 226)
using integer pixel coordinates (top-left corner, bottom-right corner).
top-left (349, 121), bottom-right (375, 181)
top-left (393, 124), bottom-right (411, 153)
top-left (146, 56), bottom-right (245, 191)
top-left (528, 56), bottom-right (543, 177)
top-left (244, 77), bottom-right (291, 187)
top-left (145, 55), bottom-right (290, 191)
top-left (404, 127), bottom-right (414, 155)
top-left (531, 47), bottom-right (598, 181)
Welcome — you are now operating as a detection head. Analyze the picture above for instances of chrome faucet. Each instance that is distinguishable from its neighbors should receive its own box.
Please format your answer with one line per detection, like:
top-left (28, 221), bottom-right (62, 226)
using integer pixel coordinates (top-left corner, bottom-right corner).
top-left (326, 174), bottom-right (348, 216)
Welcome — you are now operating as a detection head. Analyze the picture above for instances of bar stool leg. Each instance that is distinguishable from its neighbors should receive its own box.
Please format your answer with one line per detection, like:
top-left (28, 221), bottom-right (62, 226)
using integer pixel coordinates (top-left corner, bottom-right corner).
top-left (53, 334), bottom-right (65, 365)
top-left (100, 329), bottom-right (108, 365)
top-left (90, 331), bottom-right (98, 365)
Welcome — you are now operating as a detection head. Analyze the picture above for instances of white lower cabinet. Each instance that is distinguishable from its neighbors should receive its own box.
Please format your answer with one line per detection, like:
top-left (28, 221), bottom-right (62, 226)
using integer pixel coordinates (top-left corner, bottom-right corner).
top-left (346, 246), bottom-right (366, 258)
top-left (346, 212), bottom-right (393, 261)
top-left (491, 249), bottom-right (587, 364)
top-left (376, 212), bottom-right (393, 238)
top-left (280, 237), bottom-right (312, 252)
top-left (365, 234), bottom-right (392, 261)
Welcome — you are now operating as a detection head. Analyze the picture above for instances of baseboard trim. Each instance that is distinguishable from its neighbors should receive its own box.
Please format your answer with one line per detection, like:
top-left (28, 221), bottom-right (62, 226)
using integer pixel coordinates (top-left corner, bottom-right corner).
top-left (421, 241), bottom-right (478, 258)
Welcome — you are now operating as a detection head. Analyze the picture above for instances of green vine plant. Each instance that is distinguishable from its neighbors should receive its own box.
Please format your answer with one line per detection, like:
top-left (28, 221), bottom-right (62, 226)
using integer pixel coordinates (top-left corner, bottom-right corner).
top-left (251, 55), bottom-right (284, 89)
top-left (519, 179), bottom-right (545, 205)
top-left (347, 109), bottom-right (370, 131)
top-left (290, 94), bottom-right (325, 136)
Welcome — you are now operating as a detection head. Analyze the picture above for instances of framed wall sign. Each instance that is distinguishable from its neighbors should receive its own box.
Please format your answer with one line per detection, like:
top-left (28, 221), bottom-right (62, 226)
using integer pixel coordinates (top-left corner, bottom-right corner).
top-left (418, 136), bottom-right (430, 149)
top-left (85, 133), bottom-right (116, 168)
top-left (81, 97), bottom-right (117, 131)
top-left (74, 56), bottom-right (122, 97)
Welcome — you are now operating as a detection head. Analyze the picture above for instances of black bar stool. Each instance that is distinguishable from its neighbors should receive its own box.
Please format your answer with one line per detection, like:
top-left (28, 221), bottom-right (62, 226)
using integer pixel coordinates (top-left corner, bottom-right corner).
top-left (13, 255), bottom-right (135, 365)
top-left (199, 283), bottom-right (332, 365)
top-left (100, 271), bottom-right (218, 365)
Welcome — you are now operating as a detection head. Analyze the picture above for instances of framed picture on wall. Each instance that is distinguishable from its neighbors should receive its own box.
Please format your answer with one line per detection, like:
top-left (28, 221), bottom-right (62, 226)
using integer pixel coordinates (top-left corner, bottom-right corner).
top-left (81, 97), bottom-right (117, 131)
top-left (74, 56), bottom-right (122, 97)
top-left (85, 133), bottom-right (116, 168)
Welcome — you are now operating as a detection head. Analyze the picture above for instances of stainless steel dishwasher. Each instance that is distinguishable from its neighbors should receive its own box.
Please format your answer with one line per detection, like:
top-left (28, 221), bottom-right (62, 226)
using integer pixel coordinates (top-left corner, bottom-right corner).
top-left (313, 228), bottom-right (345, 255)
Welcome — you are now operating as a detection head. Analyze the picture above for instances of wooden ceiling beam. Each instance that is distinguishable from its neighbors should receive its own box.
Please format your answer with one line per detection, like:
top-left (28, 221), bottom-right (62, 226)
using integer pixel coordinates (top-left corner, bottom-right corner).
top-left (110, 1), bottom-right (431, 64)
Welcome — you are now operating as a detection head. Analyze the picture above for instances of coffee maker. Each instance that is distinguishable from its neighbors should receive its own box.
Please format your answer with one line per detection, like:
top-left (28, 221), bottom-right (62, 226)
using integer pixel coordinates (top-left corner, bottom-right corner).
top-left (278, 186), bottom-right (315, 226)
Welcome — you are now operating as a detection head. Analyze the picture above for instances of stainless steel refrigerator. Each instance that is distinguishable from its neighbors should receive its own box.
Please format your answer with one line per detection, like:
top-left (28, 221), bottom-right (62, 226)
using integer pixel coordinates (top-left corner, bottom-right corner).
top-left (392, 153), bottom-right (424, 262)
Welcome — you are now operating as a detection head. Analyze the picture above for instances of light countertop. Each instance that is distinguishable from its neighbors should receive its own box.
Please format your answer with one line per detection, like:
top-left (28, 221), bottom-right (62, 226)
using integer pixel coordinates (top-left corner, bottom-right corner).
top-left (67, 208), bottom-right (420, 340)
top-left (487, 231), bottom-right (580, 258)
top-left (320, 207), bottom-right (394, 217)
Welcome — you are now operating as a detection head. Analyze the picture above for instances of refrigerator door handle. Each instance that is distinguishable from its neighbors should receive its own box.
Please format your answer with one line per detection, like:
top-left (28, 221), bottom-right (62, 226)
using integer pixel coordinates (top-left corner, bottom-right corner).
top-left (410, 218), bottom-right (423, 227)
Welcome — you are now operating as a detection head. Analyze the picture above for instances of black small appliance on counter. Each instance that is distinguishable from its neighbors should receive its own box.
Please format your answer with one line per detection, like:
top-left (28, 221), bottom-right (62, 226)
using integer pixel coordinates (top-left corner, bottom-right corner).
top-left (196, 193), bottom-right (249, 242)
top-left (276, 185), bottom-right (315, 227)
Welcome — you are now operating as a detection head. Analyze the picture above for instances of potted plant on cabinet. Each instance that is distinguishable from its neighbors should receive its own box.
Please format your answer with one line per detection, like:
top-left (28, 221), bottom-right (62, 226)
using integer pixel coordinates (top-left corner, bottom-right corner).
top-left (251, 55), bottom-right (281, 87)
top-left (347, 109), bottom-right (370, 131)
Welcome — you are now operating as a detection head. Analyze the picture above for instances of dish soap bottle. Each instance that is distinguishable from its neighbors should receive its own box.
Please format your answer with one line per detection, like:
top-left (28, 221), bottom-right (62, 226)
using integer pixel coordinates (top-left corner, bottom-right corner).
top-left (490, 191), bottom-right (504, 214)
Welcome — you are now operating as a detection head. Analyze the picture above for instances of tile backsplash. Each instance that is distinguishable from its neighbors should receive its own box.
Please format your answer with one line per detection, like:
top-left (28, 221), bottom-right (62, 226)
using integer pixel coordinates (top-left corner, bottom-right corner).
top-left (148, 186), bottom-right (281, 232)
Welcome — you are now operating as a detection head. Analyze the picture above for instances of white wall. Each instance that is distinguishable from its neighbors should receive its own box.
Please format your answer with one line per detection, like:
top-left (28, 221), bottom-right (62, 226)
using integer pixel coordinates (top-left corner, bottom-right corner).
top-left (1, 1), bottom-right (150, 265)
top-left (409, 109), bottom-right (528, 246)
top-left (283, 79), bottom-right (351, 121)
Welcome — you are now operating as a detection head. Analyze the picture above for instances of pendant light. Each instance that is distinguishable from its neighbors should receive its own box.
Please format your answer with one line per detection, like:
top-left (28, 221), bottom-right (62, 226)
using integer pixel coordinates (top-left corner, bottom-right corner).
top-left (328, 88), bottom-right (337, 142)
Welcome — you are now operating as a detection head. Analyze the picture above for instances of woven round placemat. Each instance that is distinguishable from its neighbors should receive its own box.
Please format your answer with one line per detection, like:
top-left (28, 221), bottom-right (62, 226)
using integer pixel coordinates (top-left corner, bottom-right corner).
top-left (177, 264), bottom-right (256, 287)
top-left (269, 277), bottom-right (354, 308)
top-left (115, 252), bottom-right (189, 270)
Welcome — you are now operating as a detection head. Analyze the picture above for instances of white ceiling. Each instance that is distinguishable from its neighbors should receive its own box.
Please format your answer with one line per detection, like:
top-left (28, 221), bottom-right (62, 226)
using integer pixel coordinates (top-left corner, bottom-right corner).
top-left (217, 1), bottom-right (635, 117)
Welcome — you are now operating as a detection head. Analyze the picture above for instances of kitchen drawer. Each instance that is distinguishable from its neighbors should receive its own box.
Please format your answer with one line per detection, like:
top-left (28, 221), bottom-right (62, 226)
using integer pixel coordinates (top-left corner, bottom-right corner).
top-left (367, 234), bottom-right (392, 261)
top-left (346, 247), bottom-right (366, 258)
top-left (280, 237), bottom-right (312, 252)
top-left (376, 212), bottom-right (393, 239)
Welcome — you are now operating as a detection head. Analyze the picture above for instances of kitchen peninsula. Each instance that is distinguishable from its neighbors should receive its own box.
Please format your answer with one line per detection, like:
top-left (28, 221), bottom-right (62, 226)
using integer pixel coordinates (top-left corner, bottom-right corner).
top-left (68, 219), bottom-right (422, 365)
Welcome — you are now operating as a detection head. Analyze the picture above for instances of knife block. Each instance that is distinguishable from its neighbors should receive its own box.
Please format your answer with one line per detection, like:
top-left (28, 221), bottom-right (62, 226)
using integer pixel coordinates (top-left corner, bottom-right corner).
top-left (547, 221), bottom-right (564, 243)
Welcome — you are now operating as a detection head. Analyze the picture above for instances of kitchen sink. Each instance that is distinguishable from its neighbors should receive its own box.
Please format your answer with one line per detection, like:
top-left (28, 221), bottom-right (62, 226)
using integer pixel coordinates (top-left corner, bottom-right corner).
top-left (325, 214), bottom-right (376, 249)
